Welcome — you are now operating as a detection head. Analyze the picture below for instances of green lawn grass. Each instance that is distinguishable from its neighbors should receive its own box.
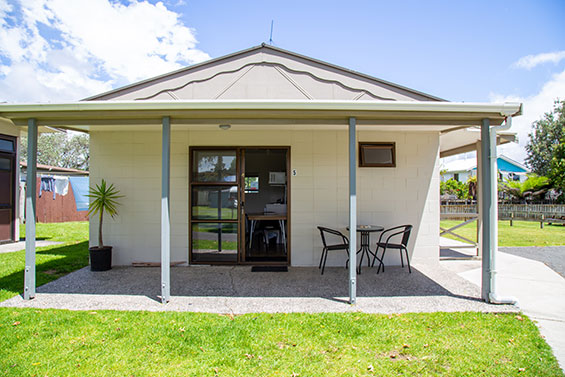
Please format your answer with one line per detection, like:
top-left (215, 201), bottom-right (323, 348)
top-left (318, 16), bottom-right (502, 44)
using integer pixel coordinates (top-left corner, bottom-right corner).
top-left (194, 239), bottom-right (237, 250)
top-left (441, 220), bottom-right (565, 247)
top-left (193, 206), bottom-right (237, 220)
top-left (0, 222), bottom-right (89, 302)
top-left (2, 222), bottom-right (563, 376)
top-left (19, 221), bottom-right (89, 243)
top-left (0, 309), bottom-right (561, 377)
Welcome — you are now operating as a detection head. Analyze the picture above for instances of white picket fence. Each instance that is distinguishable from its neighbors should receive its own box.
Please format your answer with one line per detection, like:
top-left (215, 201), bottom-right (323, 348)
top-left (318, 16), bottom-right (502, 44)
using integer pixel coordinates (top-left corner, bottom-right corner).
top-left (441, 204), bottom-right (565, 222)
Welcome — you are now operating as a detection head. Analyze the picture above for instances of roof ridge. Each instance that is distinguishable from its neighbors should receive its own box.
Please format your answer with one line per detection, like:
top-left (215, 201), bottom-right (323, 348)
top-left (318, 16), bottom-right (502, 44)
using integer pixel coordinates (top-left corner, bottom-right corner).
top-left (83, 44), bottom-right (445, 102)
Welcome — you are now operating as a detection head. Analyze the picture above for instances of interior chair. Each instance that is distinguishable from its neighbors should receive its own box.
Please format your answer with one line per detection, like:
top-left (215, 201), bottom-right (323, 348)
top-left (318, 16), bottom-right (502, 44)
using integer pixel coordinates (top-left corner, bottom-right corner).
top-left (371, 225), bottom-right (413, 274)
top-left (263, 226), bottom-right (281, 252)
top-left (317, 226), bottom-right (349, 275)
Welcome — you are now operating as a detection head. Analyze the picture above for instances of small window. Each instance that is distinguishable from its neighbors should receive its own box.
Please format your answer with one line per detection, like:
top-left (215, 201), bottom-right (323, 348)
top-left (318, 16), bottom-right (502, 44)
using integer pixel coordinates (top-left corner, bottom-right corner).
top-left (453, 173), bottom-right (459, 182)
top-left (359, 142), bottom-right (395, 167)
top-left (244, 175), bottom-right (259, 194)
top-left (0, 138), bottom-right (14, 153)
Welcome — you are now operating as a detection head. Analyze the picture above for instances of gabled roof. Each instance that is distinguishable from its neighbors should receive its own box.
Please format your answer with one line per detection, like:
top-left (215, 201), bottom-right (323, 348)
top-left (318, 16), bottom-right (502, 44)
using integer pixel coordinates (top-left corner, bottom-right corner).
top-left (441, 154), bottom-right (529, 174)
top-left (1, 47), bottom-right (523, 134)
top-left (84, 44), bottom-right (444, 102)
top-left (497, 155), bottom-right (529, 173)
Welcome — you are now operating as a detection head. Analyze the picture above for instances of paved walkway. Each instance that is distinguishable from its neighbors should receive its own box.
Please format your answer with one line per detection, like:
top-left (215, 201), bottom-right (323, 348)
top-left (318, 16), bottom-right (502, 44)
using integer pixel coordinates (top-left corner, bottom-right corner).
top-left (1, 263), bottom-right (517, 314)
top-left (440, 236), bottom-right (479, 259)
top-left (0, 240), bottom-right (63, 253)
top-left (442, 248), bottom-right (565, 371)
top-left (500, 246), bottom-right (565, 278)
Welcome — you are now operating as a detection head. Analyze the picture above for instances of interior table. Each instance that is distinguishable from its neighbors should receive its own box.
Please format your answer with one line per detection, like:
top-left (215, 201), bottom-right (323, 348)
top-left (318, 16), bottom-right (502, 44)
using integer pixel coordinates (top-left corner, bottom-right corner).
top-left (247, 212), bottom-right (287, 252)
top-left (347, 225), bottom-right (384, 274)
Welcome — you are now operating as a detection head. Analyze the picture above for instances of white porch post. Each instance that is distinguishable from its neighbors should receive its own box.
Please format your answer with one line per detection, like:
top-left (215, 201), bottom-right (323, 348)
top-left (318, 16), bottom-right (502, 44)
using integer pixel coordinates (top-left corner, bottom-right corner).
top-left (480, 118), bottom-right (493, 301)
top-left (24, 118), bottom-right (37, 300)
top-left (348, 117), bottom-right (357, 305)
top-left (161, 116), bottom-right (171, 303)
top-left (480, 118), bottom-right (518, 305)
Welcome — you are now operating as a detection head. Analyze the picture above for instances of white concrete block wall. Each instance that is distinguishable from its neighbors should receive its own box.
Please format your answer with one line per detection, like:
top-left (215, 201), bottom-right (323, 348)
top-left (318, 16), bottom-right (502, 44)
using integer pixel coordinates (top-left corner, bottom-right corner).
top-left (90, 128), bottom-right (439, 267)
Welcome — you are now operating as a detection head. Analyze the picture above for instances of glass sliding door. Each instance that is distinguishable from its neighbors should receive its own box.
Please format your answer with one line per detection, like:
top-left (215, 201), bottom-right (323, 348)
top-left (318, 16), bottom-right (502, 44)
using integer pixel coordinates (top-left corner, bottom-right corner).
top-left (189, 146), bottom-right (291, 265)
top-left (190, 149), bottom-right (239, 263)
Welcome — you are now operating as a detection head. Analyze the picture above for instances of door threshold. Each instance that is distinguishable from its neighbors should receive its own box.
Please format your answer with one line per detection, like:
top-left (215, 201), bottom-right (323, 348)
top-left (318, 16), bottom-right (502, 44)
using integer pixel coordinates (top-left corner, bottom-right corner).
top-left (251, 266), bottom-right (288, 272)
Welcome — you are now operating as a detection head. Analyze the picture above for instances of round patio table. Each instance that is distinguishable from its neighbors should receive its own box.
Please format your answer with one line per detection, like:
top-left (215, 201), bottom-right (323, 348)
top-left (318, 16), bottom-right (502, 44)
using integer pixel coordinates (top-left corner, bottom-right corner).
top-left (346, 225), bottom-right (384, 274)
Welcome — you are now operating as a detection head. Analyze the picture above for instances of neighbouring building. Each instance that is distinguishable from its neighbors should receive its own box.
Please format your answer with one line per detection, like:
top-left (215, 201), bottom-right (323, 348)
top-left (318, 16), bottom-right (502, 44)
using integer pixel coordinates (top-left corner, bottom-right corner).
top-left (441, 155), bottom-right (529, 183)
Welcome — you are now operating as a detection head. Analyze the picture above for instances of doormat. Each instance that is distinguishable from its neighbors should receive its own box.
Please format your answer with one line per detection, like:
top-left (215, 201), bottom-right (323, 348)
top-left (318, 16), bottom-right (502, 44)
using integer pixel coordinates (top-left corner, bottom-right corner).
top-left (251, 266), bottom-right (288, 272)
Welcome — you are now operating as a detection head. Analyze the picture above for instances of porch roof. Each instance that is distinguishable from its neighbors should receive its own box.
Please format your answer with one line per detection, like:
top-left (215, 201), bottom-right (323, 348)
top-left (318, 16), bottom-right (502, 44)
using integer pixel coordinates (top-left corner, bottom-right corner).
top-left (440, 128), bottom-right (517, 157)
top-left (0, 99), bottom-right (522, 133)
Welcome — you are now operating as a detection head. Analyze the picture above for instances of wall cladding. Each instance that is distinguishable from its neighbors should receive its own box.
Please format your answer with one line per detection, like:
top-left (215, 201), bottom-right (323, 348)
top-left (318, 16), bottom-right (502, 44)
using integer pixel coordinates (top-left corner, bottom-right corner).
top-left (90, 129), bottom-right (439, 266)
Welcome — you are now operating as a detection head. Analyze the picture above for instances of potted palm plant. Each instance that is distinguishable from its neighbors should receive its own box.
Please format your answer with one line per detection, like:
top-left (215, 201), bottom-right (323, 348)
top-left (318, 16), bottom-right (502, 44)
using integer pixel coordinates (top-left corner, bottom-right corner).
top-left (87, 179), bottom-right (123, 271)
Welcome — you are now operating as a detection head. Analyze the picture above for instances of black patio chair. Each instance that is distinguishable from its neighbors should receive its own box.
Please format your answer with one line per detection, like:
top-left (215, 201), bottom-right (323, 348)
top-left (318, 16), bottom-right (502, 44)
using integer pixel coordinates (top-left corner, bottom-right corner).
top-left (371, 225), bottom-right (413, 274)
top-left (317, 226), bottom-right (349, 275)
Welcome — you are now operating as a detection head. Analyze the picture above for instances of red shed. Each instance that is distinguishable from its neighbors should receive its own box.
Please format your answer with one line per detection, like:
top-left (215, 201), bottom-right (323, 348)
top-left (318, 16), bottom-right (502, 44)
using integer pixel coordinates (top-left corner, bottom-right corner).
top-left (20, 162), bottom-right (89, 223)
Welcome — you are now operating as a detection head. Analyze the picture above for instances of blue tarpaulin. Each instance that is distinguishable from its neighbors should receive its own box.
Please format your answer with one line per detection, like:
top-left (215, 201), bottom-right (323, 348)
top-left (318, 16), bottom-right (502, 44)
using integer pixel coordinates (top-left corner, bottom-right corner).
top-left (70, 176), bottom-right (89, 211)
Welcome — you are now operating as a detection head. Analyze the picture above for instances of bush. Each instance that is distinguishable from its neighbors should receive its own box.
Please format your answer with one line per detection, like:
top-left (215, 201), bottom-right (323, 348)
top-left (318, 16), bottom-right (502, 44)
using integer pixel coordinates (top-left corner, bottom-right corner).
top-left (440, 178), bottom-right (471, 199)
top-left (500, 174), bottom-right (550, 203)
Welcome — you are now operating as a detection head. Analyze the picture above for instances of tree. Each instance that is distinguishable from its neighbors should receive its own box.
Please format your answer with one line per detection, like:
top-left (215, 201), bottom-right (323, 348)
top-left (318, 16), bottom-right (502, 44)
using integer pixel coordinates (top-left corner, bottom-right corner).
top-left (525, 100), bottom-right (565, 176)
top-left (548, 136), bottom-right (565, 200)
top-left (440, 178), bottom-right (471, 200)
top-left (500, 174), bottom-right (550, 203)
top-left (87, 179), bottom-right (123, 248)
top-left (20, 132), bottom-right (89, 170)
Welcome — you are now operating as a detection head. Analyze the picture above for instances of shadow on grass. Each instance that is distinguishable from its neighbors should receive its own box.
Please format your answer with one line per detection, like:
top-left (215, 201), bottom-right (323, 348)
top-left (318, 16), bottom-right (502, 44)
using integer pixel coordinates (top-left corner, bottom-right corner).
top-left (0, 241), bottom-right (89, 301)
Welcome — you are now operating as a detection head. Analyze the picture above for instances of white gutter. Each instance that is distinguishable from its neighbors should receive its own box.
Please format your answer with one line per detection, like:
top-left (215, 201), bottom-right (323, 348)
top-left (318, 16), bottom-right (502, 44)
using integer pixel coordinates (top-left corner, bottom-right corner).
top-left (488, 116), bottom-right (519, 306)
top-left (0, 100), bottom-right (523, 116)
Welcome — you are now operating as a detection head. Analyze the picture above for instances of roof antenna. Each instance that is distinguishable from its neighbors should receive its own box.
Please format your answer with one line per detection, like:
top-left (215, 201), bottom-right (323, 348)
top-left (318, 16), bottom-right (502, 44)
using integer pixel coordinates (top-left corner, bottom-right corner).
top-left (269, 20), bottom-right (274, 45)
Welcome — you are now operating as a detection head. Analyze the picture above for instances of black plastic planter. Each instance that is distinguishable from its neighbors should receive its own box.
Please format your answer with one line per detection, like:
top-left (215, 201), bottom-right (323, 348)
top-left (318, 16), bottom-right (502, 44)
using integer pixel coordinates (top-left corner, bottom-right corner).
top-left (89, 246), bottom-right (112, 271)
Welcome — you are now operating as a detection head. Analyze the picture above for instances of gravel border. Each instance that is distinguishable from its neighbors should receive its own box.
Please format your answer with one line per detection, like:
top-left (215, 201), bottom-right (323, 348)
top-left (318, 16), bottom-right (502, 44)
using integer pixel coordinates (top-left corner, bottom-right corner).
top-left (0, 264), bottom-right (517, 314)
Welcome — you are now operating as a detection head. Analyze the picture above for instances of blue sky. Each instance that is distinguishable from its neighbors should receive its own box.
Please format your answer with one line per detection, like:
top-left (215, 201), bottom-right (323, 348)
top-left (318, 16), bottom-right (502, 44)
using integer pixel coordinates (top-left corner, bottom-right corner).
top-left (179, 0), bottom-right (565, 102)
top-left (0, 0), bottom-right (564, 162)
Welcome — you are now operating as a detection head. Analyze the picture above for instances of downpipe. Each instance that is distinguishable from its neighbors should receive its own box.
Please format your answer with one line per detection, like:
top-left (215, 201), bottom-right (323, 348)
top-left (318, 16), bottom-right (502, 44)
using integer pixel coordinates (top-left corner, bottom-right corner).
top-left (489, 292), bottom-right (518, 305)
top-left (487, 116), bottom-right (518, 306)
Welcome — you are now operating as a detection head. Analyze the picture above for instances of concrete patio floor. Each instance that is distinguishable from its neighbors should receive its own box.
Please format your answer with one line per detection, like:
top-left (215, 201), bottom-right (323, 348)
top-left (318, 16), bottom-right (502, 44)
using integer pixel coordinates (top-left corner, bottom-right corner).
top-left (1, 262), bottom-right (517, 314)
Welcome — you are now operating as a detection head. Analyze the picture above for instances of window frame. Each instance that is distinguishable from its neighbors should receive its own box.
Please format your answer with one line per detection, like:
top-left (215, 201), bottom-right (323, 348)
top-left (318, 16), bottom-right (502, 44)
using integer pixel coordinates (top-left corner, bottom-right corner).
top-left (358, 142), bottom-right (396, 168)
top-left (244, 174), bottom-right (259, 194)
top-left (0, 138), bottom-right (15, 153)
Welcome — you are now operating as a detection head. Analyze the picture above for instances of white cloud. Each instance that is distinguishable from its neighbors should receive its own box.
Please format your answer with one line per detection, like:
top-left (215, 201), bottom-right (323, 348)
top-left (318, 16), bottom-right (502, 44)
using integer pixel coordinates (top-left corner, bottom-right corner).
top-left (443, 67), bottom-right (565, 167)
top-left (0, 1), bottom-right (13, 18)
top-left (513, 51), bottom-right (565, 70)
top-left (0, 0), bottom-right (210, 102)
top-left (490, 68), bottom-right (565, 164)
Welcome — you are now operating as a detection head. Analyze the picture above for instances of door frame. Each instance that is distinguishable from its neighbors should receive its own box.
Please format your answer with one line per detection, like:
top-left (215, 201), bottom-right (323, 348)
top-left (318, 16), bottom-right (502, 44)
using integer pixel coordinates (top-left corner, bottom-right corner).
top-left (0, 134), bottom-right (17, 244)
top-left (188, 146), bottom-right (291, 266)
